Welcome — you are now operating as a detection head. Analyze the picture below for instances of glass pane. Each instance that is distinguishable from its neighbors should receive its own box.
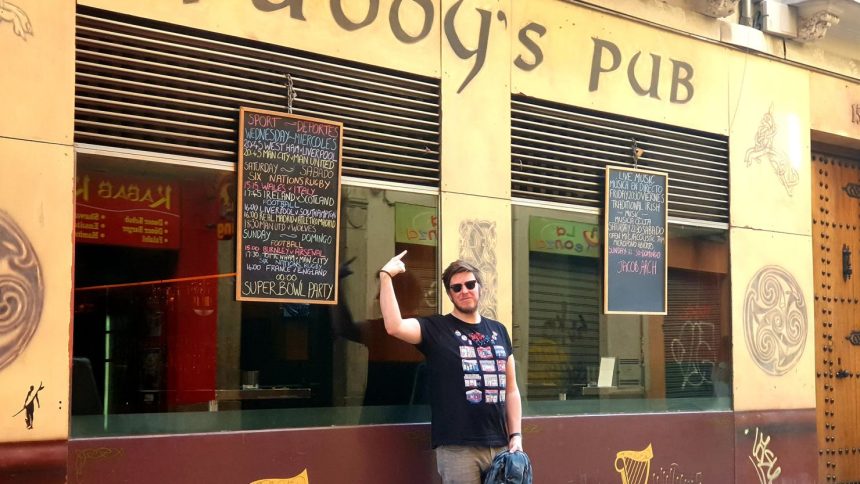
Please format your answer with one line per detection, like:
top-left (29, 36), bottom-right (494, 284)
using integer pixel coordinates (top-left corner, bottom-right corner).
top-left (71, 158), bottom-right (437, 436)
top-left (512, 205), bottom-right (731, 415)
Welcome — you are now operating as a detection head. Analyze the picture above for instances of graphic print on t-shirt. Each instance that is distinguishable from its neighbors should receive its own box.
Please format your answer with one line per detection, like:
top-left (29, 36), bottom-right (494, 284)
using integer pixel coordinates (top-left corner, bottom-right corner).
top-left (454, 327), bottom-right (507, 404)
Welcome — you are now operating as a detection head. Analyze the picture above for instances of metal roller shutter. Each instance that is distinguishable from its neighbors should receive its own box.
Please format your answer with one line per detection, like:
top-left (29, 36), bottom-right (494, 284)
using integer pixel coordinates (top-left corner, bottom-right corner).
top-left (75, 7), bottom-right (440, 187)
top-left (663, 269), bottom-right (723, 398)
top-left (527, 252), bottom-right (600, 400)
top-left (512, 95), bottom-right (729, 225)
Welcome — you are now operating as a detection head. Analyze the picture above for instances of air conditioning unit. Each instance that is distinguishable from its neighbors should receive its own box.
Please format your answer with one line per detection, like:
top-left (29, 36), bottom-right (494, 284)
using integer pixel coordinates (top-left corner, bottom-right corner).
top-left (759, 0), bottom-right (799, 38)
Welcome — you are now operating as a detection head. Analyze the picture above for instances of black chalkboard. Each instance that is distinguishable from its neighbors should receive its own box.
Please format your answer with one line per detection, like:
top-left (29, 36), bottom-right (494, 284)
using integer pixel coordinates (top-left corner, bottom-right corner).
top-left (236, 107), bottom-right (342, 304)
top-left (604, 166), bottom-right (668, 314)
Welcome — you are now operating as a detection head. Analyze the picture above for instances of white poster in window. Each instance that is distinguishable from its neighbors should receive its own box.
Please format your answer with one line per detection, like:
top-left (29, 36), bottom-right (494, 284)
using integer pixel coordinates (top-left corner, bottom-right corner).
top-left (598, 357), bottom-right (617, 388)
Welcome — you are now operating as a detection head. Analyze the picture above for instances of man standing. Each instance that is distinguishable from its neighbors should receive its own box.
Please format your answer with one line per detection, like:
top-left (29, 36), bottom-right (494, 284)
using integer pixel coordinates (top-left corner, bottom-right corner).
top-left (379, 251), bottom-right (523, 484)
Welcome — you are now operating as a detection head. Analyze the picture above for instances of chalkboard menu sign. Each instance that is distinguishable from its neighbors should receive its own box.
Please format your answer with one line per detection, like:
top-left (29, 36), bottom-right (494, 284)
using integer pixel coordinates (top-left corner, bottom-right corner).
top-left (604, 166), bottom-right (668, 314)
top-left (236, 107), bottom-right (342, 304)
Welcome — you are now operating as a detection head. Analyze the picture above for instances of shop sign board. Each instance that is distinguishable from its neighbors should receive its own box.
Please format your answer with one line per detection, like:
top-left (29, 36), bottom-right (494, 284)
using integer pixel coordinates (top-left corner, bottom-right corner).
top-left (604, 166), bottom-right (667, 314)
top-left (528, 216), bottom-right (600, 258)
top-left (395, 203), bottom-right (437, 247)
top-left (75, 171), bottom-right (180, 249)
top-left (236, 107), bottom-right (343, 304)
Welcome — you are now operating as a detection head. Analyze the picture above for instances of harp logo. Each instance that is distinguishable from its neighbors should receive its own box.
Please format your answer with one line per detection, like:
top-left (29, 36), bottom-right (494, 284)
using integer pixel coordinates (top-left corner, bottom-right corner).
top-left (251, 469), bottom-right (309, 484)
top-left (614, 444), bottom-right (705, 483)
top-left (614, 444), bottom-right (653, 484)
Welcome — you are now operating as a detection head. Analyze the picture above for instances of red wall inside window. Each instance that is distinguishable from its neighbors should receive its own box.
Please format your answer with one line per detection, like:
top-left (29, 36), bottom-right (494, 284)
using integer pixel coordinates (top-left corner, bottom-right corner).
top-left (166, 179), bottom-right (219, 407)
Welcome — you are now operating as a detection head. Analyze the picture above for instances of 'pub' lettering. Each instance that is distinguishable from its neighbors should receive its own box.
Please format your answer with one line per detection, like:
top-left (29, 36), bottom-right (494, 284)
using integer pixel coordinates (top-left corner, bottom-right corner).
top-left (589, 37), bottom-right (695, 104)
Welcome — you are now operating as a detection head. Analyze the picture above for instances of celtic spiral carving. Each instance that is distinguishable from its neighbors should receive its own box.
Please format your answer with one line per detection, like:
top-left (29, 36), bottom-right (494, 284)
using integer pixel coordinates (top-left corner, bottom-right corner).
top-left (743, 266), bottom-right (807, 376)
top-left (0, 210), bottom-right (43, 371)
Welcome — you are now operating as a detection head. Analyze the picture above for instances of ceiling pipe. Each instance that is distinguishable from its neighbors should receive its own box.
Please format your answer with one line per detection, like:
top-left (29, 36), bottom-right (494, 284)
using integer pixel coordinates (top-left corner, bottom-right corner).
top-left (740, 0), bottom-right (754, 25)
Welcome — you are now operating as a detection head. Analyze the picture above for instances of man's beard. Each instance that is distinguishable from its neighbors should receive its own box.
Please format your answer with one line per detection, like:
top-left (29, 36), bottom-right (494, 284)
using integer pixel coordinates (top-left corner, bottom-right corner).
top-left (453, 299), bottom-right (478, 314)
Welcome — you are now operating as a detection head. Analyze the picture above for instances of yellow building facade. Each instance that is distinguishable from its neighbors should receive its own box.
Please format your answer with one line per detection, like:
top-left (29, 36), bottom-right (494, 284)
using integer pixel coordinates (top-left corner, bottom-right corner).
top-left (1, 0), bottom-right (859, 482)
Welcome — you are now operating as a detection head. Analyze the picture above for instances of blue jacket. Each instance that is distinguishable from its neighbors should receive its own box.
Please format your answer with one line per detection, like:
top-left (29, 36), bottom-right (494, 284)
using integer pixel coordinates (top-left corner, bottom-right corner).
top-left (483, 450), bottom-right (533, 484)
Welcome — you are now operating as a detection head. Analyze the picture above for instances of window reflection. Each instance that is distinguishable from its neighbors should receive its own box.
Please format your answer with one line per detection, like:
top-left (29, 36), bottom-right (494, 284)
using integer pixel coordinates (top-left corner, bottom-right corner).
top-left (512, 206), bottom-right (731, 412)
top-left (72, 159), bottom-right (438, 436)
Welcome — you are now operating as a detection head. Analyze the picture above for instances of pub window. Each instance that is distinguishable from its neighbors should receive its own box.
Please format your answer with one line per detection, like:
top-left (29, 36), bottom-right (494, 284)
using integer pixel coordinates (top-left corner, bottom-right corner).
top-left (511, 205), bottom-right (731, 415)
top-left (71, 157), bottom-right (438, 436)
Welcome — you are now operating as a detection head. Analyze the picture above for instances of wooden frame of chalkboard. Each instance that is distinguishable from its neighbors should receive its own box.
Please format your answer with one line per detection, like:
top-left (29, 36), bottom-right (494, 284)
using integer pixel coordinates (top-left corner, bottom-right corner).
top-left (236, 107), bottom-right (343, 304)
top-left (603, 166), bottom-right (668, 315)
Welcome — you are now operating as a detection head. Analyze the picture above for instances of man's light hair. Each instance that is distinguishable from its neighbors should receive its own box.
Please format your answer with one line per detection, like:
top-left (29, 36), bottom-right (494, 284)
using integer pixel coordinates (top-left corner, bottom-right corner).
top-left (441, 260), bottom-right (483, 292)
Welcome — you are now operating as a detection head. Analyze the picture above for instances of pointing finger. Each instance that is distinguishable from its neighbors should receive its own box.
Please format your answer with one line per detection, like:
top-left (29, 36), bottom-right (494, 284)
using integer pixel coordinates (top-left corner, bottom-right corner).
top-left (394, 250), bottom-right (408, 260)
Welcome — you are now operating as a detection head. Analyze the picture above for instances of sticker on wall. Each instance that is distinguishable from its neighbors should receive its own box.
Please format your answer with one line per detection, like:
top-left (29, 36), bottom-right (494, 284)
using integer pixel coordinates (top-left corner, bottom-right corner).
top-left (743, 265), bottom-right (808, 376)
top-left (745, 427), bottom-right (782, 483)
top-left (0, 0), bottom-right (32, 39)
top-left (0, 210), bottom-right (44, 372)
top-left (251, 469), bottom-right (309, 484)
top-left (744, 106), bottom-right (800, 196)
top-left (459, 220), bottom-right (497, 319)
top-left (11, 381), bottom-right (43, 429)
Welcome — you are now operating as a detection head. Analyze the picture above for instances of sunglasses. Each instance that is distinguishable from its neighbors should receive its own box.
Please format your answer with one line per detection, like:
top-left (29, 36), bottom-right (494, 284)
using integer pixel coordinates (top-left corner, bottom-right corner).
top-left (450, 280), bottom-right (478, 293)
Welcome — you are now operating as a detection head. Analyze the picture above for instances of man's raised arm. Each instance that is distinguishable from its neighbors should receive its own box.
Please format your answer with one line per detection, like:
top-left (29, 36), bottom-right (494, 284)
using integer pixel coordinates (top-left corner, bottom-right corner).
top-left (379, 250), bottom-right (422, 344)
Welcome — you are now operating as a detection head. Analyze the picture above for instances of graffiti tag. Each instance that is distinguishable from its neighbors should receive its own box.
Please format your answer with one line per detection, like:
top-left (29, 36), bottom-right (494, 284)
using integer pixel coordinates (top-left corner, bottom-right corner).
top-left (748, 427), bottom-right (782, 484)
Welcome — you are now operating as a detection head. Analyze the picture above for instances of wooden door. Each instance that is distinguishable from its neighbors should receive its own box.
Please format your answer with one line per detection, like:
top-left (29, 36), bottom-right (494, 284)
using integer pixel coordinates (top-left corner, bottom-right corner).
top-left (813, 152), bottom-right (860, 483)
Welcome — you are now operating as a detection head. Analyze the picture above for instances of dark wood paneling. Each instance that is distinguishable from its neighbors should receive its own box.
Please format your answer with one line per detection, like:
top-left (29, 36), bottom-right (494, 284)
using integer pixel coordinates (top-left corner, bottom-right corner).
top-left (813, 152), bottom-right (860, 483)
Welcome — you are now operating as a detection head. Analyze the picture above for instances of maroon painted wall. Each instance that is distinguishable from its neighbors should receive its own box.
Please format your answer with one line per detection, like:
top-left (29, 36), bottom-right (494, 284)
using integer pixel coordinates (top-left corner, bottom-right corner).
top-left (64, 410), bottom-right (817, 483)
top-left (0, 440), bottom-right (66, 484)
top-left (67, 413), bottom-right (732, 483)
top-left (735, 410), bottom-right (817, 484)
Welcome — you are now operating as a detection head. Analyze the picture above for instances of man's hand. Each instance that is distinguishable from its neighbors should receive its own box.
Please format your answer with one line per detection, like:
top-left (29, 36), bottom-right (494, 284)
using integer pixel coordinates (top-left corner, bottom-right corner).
top-left (380, 250), bottom-right (408, 277)
top-left (508, 434), bottom-right (523, 453)
top-left (378, 250), bottom-right (421, 344)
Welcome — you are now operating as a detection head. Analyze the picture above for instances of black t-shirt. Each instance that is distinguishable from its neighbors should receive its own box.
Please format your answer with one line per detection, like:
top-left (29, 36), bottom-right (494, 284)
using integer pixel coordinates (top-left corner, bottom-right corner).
top-left (416, 313), bottom-right (512, 448)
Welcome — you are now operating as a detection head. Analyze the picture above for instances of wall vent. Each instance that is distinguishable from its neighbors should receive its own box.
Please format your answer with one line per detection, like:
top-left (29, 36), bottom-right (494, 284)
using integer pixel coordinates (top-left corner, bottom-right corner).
top-left (512, 95), bottom-right (729, 225)
top-left (75, 7), bottom-right (441, 187)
